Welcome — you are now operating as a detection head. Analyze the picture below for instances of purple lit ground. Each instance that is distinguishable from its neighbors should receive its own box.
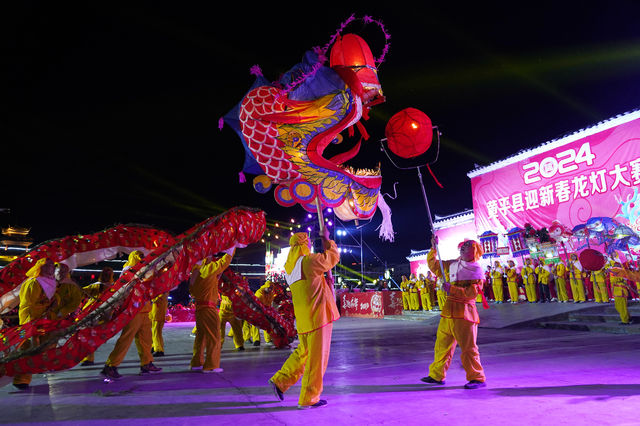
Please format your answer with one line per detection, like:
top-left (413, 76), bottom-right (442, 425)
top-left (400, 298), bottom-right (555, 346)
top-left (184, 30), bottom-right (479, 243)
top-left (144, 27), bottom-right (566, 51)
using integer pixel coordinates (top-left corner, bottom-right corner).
top-left (2, 303), bottom-right (640, 425)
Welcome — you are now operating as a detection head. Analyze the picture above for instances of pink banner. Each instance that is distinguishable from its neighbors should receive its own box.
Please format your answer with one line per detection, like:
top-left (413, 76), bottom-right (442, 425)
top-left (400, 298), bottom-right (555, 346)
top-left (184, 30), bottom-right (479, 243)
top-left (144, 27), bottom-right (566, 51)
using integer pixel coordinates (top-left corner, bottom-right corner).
top-left (471, 115), bottom-right (640, 238)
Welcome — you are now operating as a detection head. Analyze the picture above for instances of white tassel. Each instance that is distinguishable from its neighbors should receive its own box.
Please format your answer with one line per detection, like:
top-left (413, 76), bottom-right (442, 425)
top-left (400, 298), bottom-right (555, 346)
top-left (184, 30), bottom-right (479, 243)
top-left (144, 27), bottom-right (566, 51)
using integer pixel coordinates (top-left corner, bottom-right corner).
top-left (376, 192), bottom-right (395, 242)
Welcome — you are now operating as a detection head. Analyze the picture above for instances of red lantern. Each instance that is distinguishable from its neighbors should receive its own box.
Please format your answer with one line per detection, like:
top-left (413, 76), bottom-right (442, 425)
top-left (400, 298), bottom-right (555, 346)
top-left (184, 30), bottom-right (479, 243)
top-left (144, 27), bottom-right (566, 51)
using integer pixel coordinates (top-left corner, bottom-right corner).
top-left (330, 33), bottom-right (379, 86)
top-left (385, 108), bottom-right (433, 158)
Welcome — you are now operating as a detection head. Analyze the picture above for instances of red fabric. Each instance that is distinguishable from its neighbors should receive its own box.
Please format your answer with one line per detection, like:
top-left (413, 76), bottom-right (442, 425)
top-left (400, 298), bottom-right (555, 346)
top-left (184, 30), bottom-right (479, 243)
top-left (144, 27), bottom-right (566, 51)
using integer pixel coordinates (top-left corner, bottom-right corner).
top-left (385, 108), bottom-right (433, 159)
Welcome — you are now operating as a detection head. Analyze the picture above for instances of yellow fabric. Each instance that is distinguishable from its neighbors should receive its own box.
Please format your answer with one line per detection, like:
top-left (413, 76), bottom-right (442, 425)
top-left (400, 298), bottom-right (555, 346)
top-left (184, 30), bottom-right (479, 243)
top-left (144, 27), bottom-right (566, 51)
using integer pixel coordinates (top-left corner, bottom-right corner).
top-left (220, 309), bottom-right (244, 348)
top-left (106, 311), bottom-right (153, 367)
top-left (568, 262), bottom-right (586, 301)
top-left (428, 317), bottom-right (485, 382)
top-left (289, 239), bottom-right (340, 334)
top-left (190, 254), bottom-right (232, 305)
top-left (615, 297), bottom-right (630, 323)
top-left (427, 249), bottom-right (484, 324)
top-left (51, 282), bottom-right (83, 319)
top-left (191, 306), bottom-right (221, 370)
top-left (123, 250), bottom-right (143, 269)
top-left (506, 267), bottom-right (519, 301)
top-left (219, 295), bottom-right (234, 315)
top-left (418, 279), bottom-right (433, 310)
top-left (491, 268), bottom-right (504, 301)
top-left (17, 277), bottom-right (51, 324)
top-left (271, 323), bottom-right (333, 406)
top-left (150, 293), bottom-right (169, 351)
top-left (285, 233), bottom-right (311, 274)
top-left (26, 258), bottom-right (47, 278)
top-left (521, 265), bottom-right (537, 302)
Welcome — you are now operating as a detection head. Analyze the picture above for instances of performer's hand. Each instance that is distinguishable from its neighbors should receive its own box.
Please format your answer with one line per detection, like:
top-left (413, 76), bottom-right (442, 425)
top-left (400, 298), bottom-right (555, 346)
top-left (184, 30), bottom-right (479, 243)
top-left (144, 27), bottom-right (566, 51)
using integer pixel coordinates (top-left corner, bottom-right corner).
top-left (442, 281), bottom-right (451, 294)
top-left (320, 225), bottom-right (330, 241)
top-left (431, 235), bottom-right (438, 247)
top-left (609, 267), bottom-right (625, 277)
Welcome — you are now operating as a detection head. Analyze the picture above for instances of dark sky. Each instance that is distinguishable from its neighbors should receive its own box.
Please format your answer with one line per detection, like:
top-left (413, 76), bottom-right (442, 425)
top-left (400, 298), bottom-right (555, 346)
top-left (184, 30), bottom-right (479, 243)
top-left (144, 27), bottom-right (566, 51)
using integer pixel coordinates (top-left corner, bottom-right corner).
top-left (3, 2), bottom-right (640, 267)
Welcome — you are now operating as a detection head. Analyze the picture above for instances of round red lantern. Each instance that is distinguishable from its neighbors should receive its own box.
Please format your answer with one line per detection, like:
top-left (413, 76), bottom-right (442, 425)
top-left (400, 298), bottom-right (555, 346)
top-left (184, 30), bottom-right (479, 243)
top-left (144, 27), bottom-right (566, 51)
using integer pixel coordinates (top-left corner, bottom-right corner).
top-left (579, 248), bottom-right (606, 271)
top-left (384, 108), bottom-right (433, 158)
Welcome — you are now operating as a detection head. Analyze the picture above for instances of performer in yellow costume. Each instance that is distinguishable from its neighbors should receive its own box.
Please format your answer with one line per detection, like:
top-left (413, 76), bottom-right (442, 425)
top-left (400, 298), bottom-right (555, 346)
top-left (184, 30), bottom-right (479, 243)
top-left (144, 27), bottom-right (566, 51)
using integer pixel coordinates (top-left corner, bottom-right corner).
top-left (609, 263), bottom-right (633, 324)
top-left (80, 267), bottom-right (114, 366)
top-left (12, 258), bottom-right (57, 390)
top-left (568, 254), bottom-right (586, 303)
top-left (269, 227), bottom-right (340, 409)
top-left (249, 281), bottom-right (277, 345)
top-left (150, 292), bottom-right (169, 356)
top-left (505, 260), bottom-right (519, 304)
top-left (590, 267), bottom-right (609, 304)
top-left (52, 263), bottom-right (83, 319)
top-left (219, 294), bottom-right (245, 351)
top-left (400, 276), bottom-right (410, 310)
top-left (421, 237), bottom-right (487, 389)
top-left (101, 251), bottom-right (162, 380)
top-left (189, 248), bottom-right (235, 373)
top-left (409, 275), bottom-right (420, 310)
top-left (521, 258), bottom-right (537, 303)
top-left (491, 261), bottom-right (504, 304)
top-left (418, 274), bottom-right (433, 311)
top-left (553, 261), bottom-right (569, 303)
top-left (536, 262), bottom-right (551, 303)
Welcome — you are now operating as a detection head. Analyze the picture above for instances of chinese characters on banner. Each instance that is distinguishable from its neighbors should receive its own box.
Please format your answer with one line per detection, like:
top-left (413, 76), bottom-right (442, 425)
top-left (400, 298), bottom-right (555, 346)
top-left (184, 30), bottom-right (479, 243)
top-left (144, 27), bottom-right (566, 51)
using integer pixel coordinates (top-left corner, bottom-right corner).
top-left (470, 115), bottom-right (640, 236)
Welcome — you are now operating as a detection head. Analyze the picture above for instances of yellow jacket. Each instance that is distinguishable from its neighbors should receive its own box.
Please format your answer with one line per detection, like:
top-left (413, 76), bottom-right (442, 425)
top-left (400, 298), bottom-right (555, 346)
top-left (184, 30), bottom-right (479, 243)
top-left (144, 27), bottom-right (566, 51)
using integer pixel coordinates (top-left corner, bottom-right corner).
top-left (289, 239), bottom-right (340, 334)
top-left (535, 266), bottom-right (550, 285)
top-left (190, 254), bottom-right (232, 308)
top-left (18, 277), bottom-right (53, 324)
top-left (491, 268), bottom-right (504, 283)
top-left (611, 275), bottom-right (628, 297)
top-left (51, 281), bottom-right (83, 318)
top-left (521, 265), bottom-right (536, 285)
top-left (591, 269), bottom-right (606, 284)
top-left (506, 267), bottom-right (518, 284)
top-left (427, 249), bottom-right (483, 324)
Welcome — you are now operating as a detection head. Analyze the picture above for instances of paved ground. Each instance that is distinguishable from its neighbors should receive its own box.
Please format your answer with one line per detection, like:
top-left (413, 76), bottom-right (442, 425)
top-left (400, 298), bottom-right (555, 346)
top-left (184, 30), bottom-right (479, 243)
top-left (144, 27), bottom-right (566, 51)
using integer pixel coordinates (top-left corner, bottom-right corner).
top-left (1, 303), bottom-right (640, 425)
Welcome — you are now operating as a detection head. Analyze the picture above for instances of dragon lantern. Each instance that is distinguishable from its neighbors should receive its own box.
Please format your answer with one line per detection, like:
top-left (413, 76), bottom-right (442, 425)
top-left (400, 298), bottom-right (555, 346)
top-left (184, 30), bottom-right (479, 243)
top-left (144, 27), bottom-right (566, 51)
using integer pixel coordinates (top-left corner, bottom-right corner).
top-left (222, 16), bottom-right (394, 240)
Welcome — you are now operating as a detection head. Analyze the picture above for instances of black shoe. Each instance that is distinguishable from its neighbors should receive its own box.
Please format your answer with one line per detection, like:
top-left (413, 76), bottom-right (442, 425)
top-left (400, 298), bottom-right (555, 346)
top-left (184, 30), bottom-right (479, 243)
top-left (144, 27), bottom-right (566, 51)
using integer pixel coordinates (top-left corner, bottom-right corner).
top-left (420, 376), bottom-right (445, 385)
top-left (269, 379), bottom-right (284, 401)
top-left (253, 341), bottom-right (260, 347)
top-left (152, 351), bottom-right (165, 357)
top-left (13, 383), bottom-right (29, 390)
top-left (235, 346), bottom-right (245, 351)
top-left (80, 360), bottom-right (95, 366)
top-left (298, 399), bottom-right (327, 409)
top-left (140, 362), bottom-right (162, 375)
top-left (100, 365), bottom-right (122, 380)
top-left (464, 380), bottom-right (486, 389)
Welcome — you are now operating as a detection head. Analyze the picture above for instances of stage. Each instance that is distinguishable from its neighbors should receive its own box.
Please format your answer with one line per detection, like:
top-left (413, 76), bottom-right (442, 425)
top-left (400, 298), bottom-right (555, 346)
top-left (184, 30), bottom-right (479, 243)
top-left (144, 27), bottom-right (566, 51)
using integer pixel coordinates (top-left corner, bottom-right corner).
top-left (1, 307), bottom-right (639, 425)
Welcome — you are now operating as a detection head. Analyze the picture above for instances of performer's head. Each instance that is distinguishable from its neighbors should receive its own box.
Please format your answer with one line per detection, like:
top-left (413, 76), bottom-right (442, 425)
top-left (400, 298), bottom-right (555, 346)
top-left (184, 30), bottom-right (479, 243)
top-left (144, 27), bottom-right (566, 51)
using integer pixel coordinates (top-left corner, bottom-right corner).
top-left (99, 267), bottom-right (114, 284)
top-left (494, 260), bottom-right (501, 268)
top-left (507, 260), bottom-right (515, 267)
top-left (459, 239), bottom-right (483, 262)
top-left (54, 262), bottom-right (71, 281)
top-left (27, 258), bottom-right (55, 279)
top-left (284, 232), bottom-right (311, 274)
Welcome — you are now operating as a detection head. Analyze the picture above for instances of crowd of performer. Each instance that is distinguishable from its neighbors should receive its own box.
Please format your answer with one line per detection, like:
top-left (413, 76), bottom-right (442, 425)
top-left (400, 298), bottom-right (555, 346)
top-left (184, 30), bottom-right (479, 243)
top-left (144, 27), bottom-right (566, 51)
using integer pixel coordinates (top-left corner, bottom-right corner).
top-left (5, 227), bottom-right (639, 407)
top-left (396, 253), bottom-right (638, 325)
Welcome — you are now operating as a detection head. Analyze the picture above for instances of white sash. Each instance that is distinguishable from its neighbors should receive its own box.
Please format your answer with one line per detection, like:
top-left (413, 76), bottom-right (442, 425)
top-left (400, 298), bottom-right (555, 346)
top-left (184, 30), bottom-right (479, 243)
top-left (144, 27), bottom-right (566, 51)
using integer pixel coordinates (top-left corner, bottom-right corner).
top-left (285, 257), bottom-right (304, 286)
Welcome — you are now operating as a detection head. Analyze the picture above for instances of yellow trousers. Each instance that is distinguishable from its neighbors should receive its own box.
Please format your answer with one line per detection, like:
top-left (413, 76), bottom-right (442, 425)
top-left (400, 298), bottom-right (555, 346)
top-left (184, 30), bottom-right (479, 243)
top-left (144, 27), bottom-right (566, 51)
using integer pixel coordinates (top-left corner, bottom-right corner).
top-left (410, 293), bottom-right (420, 310)
top-left (570, 279), bottom-right (586, 302)
top-left (219, 310), bottom-right (245, 349)
top-left (507, 282), bottom-right (518, 302)
top-left (615, 297), bottom-right (630, 323)
top-left (402, 292), bottom-right (410, 310)
top-left (271, 323), bottom-right (333, 406)
top-left (555, 278), bottom-right (568, 302)
top-left (429, 317), bottom-right (485, 382)
top-left (151, 319), bottom-right (165, 352)
top-left (13, 339), bottom-right (36, 386)
top-left (594, 282), bottom-right (608, 303)
top-left (106, 311), bottom-right (153, 367)
top-left (492, 281), bottom-right (504, 302)
top-left (191, 307), bottom-right (221, 370)
top-left (420, 292), bottom-right (433, 311)
top-left (525, 282), bottom-right (537, 302)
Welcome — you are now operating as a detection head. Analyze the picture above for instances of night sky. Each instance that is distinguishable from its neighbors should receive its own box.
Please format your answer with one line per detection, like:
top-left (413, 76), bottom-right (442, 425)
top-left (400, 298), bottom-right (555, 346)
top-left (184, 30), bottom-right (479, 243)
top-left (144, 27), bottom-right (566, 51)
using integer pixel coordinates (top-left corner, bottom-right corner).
top-left (3, 2), bottom-right (640, 268)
